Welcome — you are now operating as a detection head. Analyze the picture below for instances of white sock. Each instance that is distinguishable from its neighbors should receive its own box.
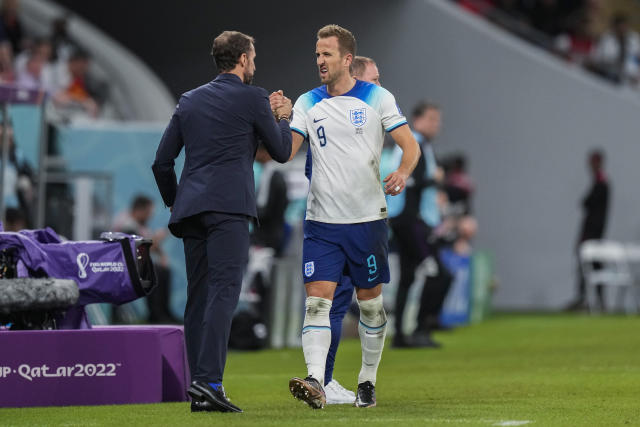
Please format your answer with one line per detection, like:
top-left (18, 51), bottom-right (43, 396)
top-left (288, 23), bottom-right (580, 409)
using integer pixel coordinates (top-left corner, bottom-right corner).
top-left (357, 295), bottom-right (387, 385)
top-left (301, 296), bottom-right (332, 385)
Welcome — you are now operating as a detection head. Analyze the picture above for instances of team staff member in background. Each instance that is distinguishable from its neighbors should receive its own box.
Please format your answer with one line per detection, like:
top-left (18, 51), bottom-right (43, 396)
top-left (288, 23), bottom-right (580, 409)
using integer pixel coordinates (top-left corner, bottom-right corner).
top-left (152, 30), bottom-right (292, 413)
top-left (387, 102), bottom-right (452, 348)
top-left (320, 55), bottom-right (383, 405)
top-left (567, 149), bottom-right (610, 311)
top-left (278, 25), bottom-right (419, 409)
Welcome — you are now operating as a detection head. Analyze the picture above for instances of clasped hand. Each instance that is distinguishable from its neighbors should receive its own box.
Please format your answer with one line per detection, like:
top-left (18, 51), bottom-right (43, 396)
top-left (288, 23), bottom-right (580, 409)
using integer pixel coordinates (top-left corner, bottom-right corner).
top-left (269, 90), bottom-right (292, 120)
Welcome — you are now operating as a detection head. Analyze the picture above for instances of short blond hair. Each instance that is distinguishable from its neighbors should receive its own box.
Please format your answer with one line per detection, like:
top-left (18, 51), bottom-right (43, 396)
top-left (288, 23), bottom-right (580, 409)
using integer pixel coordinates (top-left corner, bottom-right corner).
top-left (350, 56), bottom-right (375, 78)
top-left (317, 24), bottom-right (356, 57)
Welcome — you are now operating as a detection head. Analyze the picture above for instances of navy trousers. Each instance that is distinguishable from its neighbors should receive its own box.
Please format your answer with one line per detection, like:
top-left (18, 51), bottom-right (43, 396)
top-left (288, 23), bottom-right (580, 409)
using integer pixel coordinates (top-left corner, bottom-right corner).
top-left (181, 211), bottom-right (250, 383)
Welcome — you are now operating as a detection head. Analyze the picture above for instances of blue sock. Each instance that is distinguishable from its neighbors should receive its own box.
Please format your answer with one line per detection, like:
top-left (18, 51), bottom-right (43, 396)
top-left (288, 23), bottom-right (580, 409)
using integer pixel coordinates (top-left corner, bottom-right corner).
top-left (208, 382), bottom-right (222, 391)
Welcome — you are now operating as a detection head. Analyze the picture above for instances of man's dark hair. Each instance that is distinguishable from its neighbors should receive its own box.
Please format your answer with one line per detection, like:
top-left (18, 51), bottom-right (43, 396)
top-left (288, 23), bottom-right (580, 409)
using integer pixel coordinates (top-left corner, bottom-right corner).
top-left (131, 195), bottom-right (153, 212)
top-left (412, 101), bottom-right (440, 119)
top-left (211, 31), bottom-right (255, 72)
top-left (317, 24), bottom-right (356, 57)
top-left (350, 56), bottom-right (375, 78)
top-left (589, 149), bottom-right (605, 167)
top-left (453, 154), bottom-right (467, 171)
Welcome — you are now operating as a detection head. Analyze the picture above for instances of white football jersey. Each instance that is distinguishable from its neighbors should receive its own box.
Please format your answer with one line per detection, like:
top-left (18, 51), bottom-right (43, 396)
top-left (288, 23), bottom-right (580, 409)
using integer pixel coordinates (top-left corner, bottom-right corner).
top-left (291, 80), bottom-right (407, 224)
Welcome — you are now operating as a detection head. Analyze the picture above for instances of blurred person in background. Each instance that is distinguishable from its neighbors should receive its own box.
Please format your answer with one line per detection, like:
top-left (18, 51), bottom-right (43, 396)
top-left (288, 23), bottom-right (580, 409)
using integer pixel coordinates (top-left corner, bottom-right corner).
top-left (244, 144), bottom-right (289, 328)
top-left (388, 102), bottom-right (452, 348)
top-left (253, 145), bottom-right (289, 256)
top-left (350, 55), bottom-right (379, 85)
top-left (590, 13), bottom-right (640, 85)
top-left (452, 216), bottom-right (478, 256)
top-left (16, 39), bottom-right (54, 93)
top-left (51, 48), bottom-right (103, 118)
top-left (0, 0), bottom-right (23, 55)
top-left (113, 194), bottom-right (177, 324)
top-left (0, 41), bottom-right (14, 83)
top-left (567, 149), bottom-right (610, 311)
top-left (50, 16), bottom-right (75, 62)
top-left (3, 206), bottom-right (25, 231)
top-left (0, 121), bottom-right (34, 224)
top-left (444, 154), bottom-right (474, 215)
top-left (554, 12), bottom-right (596, 65)
top-left (15, 38), bottom-right (52, 73)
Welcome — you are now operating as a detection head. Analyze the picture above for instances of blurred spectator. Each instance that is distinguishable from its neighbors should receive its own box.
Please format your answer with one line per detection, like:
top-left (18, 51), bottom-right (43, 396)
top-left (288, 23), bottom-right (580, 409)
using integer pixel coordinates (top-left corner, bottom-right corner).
top-left (444, 154), bottom-right (474, 215)
top-left (452, 215), bottom-right (478, 255)
top-left (0, 121), bottom-right (34, 223)
top-left (51, 48), bottom-right (102, 118)
top-left (15, 37), bottom-right (52, 73)
top-left (388, 102), bottom-right (452, 348)
top-left (242, 145), bottom-right (290, 326)
top-left (0, 0), bottom-right (23, 54)
top-left (3, 206), bottom-right (25, 231)
top-left (567, 149), bottom-right (610, 311)
top-left (15, 39), bottom-right (54, 93)
top-left (253, 144), bottom-right (289, 256)
top-left (554, 13), bottom-right (597, 64)
top-left (0, 41), bottom-right (14, 83)
top-left (590, 13), bottom-right (640, 85)
top-left (113, 195), bottom-right (178, 324)
top-left (50, 16), bottom-right (75, 63)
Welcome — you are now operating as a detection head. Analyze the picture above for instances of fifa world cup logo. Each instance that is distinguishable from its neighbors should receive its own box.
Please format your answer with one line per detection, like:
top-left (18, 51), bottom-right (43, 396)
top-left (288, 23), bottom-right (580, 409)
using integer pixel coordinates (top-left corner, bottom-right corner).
top-left (77, 253), bottom-right (90, 279)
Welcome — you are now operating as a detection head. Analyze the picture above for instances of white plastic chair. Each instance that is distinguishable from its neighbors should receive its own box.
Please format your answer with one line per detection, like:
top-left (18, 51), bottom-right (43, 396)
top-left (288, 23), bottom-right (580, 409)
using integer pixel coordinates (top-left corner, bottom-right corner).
top-left (579, 240), bottom-right (638, 314)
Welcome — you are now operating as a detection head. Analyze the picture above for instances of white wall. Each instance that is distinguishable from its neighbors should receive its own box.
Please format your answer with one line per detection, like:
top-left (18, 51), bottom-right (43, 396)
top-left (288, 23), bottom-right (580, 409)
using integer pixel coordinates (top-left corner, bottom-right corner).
top-left (377, 0), bottom-right (640, 309)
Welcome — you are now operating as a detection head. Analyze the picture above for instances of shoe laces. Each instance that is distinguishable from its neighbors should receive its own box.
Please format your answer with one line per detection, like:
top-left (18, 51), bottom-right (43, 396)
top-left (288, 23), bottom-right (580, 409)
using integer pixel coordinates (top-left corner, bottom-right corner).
top-left (305, 376), bottom-right (323, 391)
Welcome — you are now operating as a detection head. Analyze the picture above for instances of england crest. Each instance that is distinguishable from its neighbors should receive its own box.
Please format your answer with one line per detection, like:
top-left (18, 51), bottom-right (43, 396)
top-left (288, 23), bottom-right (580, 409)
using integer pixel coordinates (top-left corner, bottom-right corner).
top-left (304, 261), bottom-right (315, 277)
top-left (349, 108), bottom-right (367, 127)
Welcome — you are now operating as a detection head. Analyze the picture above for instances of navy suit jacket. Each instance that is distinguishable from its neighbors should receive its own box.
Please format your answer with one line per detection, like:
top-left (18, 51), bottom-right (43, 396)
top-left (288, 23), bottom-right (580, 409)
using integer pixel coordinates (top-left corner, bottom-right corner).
top-left (152, 73), bottom-right (292, 237)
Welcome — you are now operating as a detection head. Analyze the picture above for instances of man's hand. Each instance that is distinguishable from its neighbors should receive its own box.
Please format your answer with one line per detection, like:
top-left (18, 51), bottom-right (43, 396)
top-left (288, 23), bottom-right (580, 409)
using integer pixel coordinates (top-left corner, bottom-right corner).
top-left (270, 90), bottom-right (284, 113)
top-left (270, 90), bottom-right (292, 120)
top-left (387, 125), bottom-right (420, 195)
top-left (383, 170), bottom-right (409, 196)
top-left (277, 97), bottom-right (292, 119)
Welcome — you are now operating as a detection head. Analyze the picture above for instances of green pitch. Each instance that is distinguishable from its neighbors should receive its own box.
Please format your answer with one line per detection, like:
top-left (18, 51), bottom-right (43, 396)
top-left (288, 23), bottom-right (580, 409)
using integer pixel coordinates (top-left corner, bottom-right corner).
top-left (2, 314), bottom-right (639, 426)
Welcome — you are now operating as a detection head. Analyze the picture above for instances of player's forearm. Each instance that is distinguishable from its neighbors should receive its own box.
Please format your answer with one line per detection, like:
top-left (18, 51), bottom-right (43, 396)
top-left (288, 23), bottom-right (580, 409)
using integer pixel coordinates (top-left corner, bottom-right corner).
top-left (289, 133), bottom-right (305, 161)
top-left (397, 140), bottom-right (420, 177)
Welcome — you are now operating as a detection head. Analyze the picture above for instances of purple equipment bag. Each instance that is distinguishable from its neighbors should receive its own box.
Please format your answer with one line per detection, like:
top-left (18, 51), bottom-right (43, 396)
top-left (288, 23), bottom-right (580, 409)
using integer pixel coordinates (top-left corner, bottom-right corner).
top-left (0, 228), bottom-right (156, 328)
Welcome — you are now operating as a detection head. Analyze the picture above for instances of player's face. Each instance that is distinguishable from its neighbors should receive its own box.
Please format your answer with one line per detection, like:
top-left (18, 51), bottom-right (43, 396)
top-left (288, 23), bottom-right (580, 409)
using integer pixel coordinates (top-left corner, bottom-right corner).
top-left (243, 44), bottom-right (256, 85)
top-left (360, 63), bottom-right (380, 86)
top-left (316, 37), bottom-right (348, 85)
top-left (415, 108), bottom-right (441, 139)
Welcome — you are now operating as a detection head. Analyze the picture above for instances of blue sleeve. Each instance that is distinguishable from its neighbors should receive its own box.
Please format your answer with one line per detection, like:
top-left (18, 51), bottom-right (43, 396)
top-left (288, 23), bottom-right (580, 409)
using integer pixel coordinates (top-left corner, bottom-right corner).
top-left (305, 146), bottom-right (312, 180)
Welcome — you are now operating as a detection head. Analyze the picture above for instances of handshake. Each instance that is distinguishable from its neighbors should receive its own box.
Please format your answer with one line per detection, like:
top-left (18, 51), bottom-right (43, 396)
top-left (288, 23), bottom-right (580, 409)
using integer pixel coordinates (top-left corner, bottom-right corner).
top-left (269, 90), bottom-right (293, 122)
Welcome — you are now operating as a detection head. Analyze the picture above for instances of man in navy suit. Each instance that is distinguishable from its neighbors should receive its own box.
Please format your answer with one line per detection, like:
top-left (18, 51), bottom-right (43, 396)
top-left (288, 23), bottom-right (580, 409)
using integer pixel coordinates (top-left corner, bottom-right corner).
top-left (152, 30), bottom-right (292, 413)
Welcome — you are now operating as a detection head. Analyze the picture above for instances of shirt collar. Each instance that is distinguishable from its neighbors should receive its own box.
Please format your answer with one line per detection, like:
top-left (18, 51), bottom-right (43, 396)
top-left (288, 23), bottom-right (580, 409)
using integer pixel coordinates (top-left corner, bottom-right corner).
top-left (214, 73), bottom-right (243, 83)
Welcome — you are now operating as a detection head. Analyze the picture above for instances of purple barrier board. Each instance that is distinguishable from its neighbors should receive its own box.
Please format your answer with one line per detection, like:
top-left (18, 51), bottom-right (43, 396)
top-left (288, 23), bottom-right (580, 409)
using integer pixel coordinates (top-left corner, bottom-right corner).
top-left (0, 84), bottom-right (43, 104)
top-left (0, 326), bottom-right (189, 408)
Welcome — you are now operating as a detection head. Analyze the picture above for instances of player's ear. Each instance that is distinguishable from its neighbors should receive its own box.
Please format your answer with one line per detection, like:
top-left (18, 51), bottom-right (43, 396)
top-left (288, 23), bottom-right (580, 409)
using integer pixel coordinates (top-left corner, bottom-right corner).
top-left (344, 53), bottom-right (353, 68)
top-left (239, 53), bottom-right (247, 68)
